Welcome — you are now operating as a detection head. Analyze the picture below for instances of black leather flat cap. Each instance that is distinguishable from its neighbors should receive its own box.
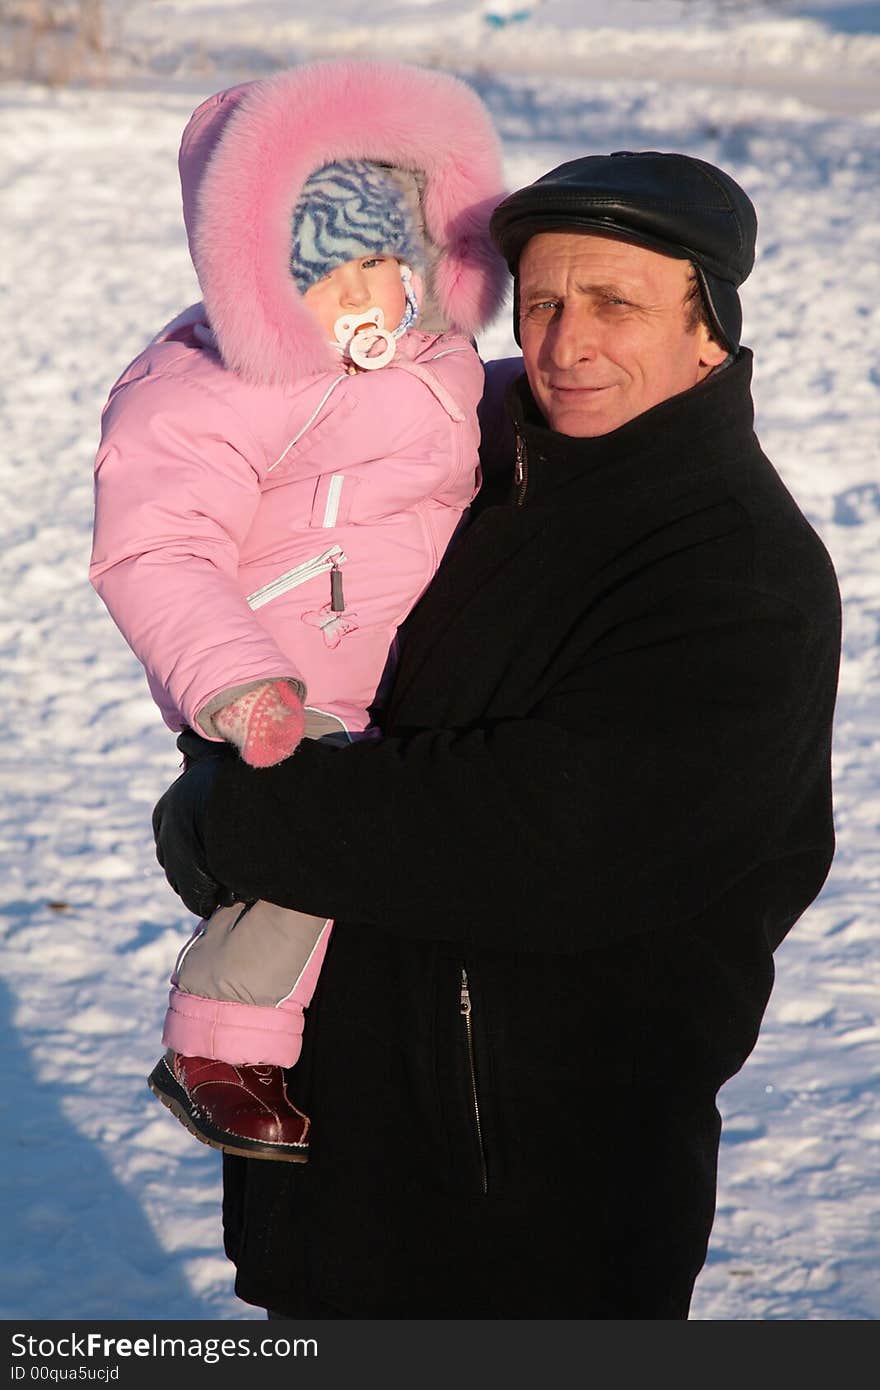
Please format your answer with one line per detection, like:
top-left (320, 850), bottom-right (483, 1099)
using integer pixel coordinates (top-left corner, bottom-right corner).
top-left (489, 151), bottom-right (757, 351)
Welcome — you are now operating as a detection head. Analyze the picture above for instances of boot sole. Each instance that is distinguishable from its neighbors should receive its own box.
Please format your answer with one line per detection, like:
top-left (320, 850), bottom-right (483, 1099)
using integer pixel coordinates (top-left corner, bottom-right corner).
top-left (147, 1055), bottom-right (309, 1164)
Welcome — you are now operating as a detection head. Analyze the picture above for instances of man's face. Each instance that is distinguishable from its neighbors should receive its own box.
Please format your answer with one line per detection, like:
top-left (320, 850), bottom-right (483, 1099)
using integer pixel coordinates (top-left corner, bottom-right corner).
top-left (518, 232), bottom-right (729, 437)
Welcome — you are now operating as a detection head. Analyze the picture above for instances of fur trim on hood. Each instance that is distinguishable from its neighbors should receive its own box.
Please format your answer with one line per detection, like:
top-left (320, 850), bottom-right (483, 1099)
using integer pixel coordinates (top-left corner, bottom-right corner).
top-left (178, 61), bottom-right (509, 387)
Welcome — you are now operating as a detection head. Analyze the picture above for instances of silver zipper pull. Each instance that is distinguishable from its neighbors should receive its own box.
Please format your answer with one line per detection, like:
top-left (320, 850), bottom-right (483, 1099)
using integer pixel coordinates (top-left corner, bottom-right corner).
top-left (514, 433), bottom-right (525, 486)
top-left (460, 970), bottom-right (470, 1015)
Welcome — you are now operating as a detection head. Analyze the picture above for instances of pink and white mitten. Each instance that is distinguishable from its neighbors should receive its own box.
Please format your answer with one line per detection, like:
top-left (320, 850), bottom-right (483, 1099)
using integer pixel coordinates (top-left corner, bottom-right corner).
top-left (213, 680), bottom-right (306, 768)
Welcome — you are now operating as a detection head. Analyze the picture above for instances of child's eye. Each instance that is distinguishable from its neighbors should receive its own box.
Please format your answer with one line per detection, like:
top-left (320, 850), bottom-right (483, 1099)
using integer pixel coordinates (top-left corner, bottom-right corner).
top-left (361, 257), bottom-right (385, 269)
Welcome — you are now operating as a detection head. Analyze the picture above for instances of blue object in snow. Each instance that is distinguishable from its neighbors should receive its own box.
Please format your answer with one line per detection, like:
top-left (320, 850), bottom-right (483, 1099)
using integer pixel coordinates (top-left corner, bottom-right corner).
top-left (485, 9), bottom-right (534, 27)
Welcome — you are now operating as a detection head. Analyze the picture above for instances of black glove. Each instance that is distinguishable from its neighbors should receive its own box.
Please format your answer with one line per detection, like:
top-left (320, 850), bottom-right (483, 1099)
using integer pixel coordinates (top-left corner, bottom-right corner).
top-left (152, 730), bottom-right (239, 919)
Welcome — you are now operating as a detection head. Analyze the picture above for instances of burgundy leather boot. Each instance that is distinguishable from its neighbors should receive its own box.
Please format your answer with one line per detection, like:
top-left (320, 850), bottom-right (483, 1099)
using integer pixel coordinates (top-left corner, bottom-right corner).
top-left (148, 1051), bottom-right (310, 1162)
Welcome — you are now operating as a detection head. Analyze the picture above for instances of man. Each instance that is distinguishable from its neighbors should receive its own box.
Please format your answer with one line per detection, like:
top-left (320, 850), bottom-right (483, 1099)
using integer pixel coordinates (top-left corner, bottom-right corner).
top-left (153, 152), bottom-right (841, 1318)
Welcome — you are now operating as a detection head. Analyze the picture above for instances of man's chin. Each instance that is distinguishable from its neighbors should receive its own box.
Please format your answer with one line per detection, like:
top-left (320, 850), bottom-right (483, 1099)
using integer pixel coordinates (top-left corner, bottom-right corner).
top-left (539, 386), bottom-right (628, 438)
top-left (545, 406), bottom-right (625, 439)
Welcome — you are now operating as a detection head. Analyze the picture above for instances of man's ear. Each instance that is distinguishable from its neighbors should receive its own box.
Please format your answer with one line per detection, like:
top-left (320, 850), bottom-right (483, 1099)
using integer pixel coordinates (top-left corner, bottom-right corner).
top-left (698, 326), bottom-right (730, 370)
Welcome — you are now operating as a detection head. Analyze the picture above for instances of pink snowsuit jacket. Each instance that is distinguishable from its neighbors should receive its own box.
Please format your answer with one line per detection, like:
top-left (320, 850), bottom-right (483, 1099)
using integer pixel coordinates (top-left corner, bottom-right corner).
top-left (89, 62), bottom-right (509, 737)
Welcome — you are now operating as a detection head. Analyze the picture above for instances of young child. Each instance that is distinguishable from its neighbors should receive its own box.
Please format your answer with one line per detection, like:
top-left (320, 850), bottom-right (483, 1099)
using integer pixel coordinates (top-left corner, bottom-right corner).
top-left (89, 60), bottom-right (507, 1162)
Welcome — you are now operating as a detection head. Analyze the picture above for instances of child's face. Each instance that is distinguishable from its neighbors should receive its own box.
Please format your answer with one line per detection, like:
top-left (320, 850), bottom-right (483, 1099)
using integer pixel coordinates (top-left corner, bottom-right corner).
top-left (303, 256), bottom-right (407, 338)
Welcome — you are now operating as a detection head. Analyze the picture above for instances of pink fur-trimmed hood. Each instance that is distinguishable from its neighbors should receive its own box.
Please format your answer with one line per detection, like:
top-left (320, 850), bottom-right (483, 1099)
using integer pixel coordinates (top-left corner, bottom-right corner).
top-left (178, 61), bottom-right (509, 387)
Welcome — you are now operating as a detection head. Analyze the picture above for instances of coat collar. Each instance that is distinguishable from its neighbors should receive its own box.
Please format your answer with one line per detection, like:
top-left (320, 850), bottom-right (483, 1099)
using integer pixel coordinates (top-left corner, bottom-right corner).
top-left (506, 349), bottom-right (757, 507)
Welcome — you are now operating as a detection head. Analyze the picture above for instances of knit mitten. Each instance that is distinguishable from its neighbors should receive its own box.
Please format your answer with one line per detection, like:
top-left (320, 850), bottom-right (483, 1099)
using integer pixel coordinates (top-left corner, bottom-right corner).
top-left (213, 680), bottom-right (306, 768)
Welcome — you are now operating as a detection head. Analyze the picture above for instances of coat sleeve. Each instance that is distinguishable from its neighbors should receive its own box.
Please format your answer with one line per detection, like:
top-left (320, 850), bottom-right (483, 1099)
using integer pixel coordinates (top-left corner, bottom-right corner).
top-left (200, 577), bottom-right (838, 954)
top-left (90, 372), bottom-right (306, 732)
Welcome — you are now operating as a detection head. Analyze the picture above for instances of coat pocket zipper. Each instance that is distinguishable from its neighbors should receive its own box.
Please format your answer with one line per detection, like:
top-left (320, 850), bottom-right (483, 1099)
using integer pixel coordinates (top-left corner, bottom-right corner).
top-left (514, 429), bottom-right (528, 506)
top-left (460, 967), bottom-right (488, 1195)
top-left (246, 545), bottom-right (347, 611)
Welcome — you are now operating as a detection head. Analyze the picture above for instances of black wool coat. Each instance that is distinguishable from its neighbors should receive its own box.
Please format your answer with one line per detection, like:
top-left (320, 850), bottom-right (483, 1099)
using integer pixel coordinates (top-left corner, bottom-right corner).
top-left (207, 350), bottom-right (841, 1318)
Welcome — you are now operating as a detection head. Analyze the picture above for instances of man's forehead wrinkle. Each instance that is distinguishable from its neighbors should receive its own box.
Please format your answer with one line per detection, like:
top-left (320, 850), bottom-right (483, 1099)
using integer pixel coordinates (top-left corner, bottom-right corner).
top-left (521, 236), bottom-right (690, 291)
top-left (520, 260), bottom-right (651, 298)
top-left (520, 277), bottom-right (645, 301)
top-left (575, 280), bottom-right (634, 298)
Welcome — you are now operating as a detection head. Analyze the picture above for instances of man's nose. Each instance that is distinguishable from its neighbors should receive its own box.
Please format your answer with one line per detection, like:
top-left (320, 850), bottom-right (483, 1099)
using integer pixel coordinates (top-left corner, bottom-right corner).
top-left (548, 305), bottom-right (597, 369)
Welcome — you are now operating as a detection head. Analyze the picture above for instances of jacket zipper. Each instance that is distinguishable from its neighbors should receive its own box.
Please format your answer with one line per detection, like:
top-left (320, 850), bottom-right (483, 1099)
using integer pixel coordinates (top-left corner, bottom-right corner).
top-left (267, 374), bottom-right (347, 473)
top-left (460, 967), bottom-right (488, 1194)
top-left (322, 473), bottom-right (345, 528)
top-left (246, 545), bottom-right (346, 611)
top-left (514, 429), bottom-right (528, 506)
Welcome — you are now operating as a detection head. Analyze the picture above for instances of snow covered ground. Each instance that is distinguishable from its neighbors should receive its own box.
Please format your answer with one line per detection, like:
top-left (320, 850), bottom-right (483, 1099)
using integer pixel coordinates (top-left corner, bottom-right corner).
top-left (1, 0), bottom-right (878, 1321)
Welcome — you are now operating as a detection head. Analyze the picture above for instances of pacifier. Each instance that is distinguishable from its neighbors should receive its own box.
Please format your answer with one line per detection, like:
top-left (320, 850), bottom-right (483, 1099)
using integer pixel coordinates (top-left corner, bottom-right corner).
top-left (330, 264), bottom-right (421, 372)
top-left (333, 308), bottom-right (397, 371)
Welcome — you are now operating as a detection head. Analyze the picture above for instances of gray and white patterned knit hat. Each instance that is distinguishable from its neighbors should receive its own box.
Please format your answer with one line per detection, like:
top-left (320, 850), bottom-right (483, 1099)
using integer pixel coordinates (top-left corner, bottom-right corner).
top-left (290, 159), bottom-right (426, 294)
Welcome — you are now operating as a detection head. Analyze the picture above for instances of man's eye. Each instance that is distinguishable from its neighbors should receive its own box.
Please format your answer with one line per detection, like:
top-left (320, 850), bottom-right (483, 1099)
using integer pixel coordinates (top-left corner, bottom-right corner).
top-left (524, 300), bottom-right (559, 317)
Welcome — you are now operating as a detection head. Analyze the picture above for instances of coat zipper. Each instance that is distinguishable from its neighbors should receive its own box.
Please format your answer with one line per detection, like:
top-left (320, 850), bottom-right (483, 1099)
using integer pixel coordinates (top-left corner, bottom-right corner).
top-left (322, 473), bottom-right (345, 528)
top-left (266, 374), bottom-right (347, 473)
top-left (246, 545), bottom-right (347, 611)
top-left (514, 429), bottom-right (528, 507)
top-left (460, 967), bottom-right (488, 1194)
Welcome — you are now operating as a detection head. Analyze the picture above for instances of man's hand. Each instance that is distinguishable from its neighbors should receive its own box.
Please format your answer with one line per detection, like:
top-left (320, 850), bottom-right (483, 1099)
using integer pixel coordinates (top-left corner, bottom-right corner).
top-left (152, 734), bottom-right (239, 919)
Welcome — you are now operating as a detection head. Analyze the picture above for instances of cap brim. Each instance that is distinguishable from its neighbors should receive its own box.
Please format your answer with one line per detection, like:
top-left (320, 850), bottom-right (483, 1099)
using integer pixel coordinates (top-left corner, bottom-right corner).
top-left (492, 211), bottom-right (693, 270)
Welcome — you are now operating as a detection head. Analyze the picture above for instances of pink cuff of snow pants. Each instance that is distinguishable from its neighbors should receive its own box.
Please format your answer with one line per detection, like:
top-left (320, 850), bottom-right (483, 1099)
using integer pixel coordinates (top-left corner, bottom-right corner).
top-left (162, 918), bottom-right (331, 1067)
